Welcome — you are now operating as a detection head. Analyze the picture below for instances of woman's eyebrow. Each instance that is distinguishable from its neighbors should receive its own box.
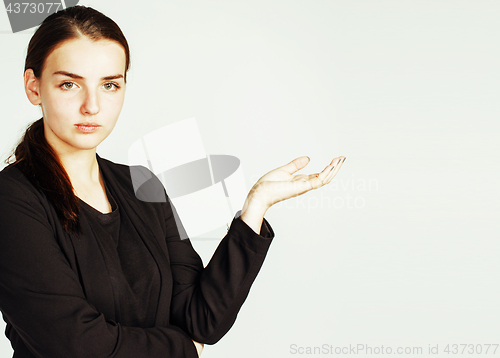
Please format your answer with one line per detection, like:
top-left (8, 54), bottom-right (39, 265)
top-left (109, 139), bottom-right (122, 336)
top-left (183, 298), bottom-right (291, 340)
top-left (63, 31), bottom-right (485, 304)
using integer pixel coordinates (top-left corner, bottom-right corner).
top-left (52, 70), bottom-right (124, 81)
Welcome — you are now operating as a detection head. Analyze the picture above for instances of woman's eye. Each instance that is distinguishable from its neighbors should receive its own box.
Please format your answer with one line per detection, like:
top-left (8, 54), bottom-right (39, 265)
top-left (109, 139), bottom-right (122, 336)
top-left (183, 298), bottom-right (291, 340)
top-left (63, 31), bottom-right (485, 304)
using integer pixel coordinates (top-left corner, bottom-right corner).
top-left (103, 82), bottom-right (120, 91)
top-left (60, 82), bottom-right (75, 90)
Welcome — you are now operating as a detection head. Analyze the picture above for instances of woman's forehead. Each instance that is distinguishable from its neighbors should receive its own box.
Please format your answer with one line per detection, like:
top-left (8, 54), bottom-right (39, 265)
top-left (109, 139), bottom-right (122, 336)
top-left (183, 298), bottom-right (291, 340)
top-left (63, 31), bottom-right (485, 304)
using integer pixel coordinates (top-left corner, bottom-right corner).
top-left (44, 37), bottom-right (126, 79)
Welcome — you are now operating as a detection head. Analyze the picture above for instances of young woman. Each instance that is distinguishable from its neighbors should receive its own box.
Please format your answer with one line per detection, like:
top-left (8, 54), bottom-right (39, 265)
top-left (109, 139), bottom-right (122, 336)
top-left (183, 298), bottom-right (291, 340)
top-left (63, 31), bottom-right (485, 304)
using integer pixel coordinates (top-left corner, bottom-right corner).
top-left (0, 5), bottom-right (345, 358)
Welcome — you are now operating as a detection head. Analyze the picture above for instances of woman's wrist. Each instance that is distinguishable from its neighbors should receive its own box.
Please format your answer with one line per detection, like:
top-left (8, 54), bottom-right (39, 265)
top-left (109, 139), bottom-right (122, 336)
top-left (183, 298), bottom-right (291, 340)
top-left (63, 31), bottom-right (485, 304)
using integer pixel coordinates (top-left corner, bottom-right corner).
top-left (239, 186), bottom-right (269, 235)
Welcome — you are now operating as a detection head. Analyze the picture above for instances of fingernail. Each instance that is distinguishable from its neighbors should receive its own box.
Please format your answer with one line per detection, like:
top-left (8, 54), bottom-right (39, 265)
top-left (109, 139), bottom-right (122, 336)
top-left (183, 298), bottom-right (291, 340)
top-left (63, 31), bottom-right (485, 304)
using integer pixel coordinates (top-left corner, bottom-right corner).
top-left (342, 157), bottom-right (346, 163)
top-left (330, 165), bottom-right (335, 172)
top-left (307, 156), bottom-right (310, 161)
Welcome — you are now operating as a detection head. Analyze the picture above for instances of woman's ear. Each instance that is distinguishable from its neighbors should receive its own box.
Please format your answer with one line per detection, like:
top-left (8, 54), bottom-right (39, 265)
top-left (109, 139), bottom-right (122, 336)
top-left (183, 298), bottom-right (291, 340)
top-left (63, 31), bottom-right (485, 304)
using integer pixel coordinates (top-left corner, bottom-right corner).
top-left (24, 68), bottom-right (42, 106)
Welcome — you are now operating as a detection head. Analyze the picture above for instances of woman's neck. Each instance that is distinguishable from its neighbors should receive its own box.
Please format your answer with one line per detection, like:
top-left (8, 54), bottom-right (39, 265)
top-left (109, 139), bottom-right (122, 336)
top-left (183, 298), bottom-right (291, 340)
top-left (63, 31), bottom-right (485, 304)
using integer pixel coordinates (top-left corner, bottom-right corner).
top-left (57, 149), bottom-right (101, 189)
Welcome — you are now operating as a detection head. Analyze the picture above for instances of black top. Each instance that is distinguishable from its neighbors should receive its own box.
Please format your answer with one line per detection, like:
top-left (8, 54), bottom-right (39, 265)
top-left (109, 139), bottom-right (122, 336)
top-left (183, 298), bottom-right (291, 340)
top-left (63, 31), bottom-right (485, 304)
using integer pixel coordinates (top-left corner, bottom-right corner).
top-left (79, 182), bottom-right (161, 328)
top-left (0, 155), bottom-right (275, 358)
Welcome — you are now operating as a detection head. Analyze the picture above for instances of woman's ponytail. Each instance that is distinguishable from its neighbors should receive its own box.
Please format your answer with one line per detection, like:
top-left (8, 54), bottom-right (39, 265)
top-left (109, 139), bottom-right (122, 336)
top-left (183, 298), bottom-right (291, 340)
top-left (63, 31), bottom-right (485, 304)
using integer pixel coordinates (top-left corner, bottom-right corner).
top-left (13, 118), bottom-right (80, 232)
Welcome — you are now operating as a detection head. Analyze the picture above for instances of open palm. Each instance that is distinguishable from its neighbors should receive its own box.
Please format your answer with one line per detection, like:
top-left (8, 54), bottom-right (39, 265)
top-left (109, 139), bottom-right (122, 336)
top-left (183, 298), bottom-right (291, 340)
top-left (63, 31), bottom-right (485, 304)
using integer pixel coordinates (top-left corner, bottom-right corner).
top-left (250, 155), bottom-right (346, 210)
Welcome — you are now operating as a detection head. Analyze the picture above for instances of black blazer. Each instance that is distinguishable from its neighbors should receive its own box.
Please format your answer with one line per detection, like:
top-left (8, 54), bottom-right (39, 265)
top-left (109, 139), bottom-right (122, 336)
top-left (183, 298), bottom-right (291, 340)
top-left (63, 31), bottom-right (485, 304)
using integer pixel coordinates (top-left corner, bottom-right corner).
top-left (0, 155), bottom-right (274, 358)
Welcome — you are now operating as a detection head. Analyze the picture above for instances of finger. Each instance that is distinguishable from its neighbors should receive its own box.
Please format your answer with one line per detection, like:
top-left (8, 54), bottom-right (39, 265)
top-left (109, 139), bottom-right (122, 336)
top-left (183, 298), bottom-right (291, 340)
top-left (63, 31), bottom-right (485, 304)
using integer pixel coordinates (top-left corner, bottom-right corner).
top-left (309, 157), bottom-right (343, 188)
top-left (304, 167), bottom-right (331, 190)
top-left (317, 161), bottom-right (334, 183)
top-left (325, 157), bottom-right (344, 181)
top-left (315, 156), bottom-right (341, 183)
top-left (279, 156), bottom-right (310, 175)
top-left (324, 157), bottom-right (345, 183)
top-left (300, 157), bottom-right (340, 189)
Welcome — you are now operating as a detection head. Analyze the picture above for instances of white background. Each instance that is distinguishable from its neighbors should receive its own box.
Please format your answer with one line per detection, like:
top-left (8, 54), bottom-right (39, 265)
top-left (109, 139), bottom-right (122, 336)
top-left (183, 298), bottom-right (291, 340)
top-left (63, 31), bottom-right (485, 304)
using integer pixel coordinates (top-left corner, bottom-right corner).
top-left (1, 1), bottom-right (499, 357)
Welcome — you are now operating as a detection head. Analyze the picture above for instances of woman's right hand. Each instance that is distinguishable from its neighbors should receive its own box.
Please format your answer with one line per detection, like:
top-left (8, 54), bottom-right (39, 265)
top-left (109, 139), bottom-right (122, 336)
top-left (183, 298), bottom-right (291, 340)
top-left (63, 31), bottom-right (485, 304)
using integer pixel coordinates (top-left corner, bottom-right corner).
top-left (192, 340), bottom-right (204, 356)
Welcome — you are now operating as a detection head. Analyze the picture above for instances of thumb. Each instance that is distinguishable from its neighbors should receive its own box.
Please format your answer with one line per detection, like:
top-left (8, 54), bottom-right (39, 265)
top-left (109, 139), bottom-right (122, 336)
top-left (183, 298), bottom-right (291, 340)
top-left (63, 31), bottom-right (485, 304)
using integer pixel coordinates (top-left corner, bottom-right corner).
top-left (281, 156), bottom-right (310, 174)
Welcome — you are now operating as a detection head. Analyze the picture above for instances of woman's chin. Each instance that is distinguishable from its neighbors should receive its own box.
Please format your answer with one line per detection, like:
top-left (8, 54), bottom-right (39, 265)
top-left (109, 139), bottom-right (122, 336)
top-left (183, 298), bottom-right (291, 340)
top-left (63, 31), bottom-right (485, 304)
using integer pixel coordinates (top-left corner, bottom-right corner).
top-left (74, 139), bottom-right (105, 151)
top-left (59, 136), bottom-right (107, 153)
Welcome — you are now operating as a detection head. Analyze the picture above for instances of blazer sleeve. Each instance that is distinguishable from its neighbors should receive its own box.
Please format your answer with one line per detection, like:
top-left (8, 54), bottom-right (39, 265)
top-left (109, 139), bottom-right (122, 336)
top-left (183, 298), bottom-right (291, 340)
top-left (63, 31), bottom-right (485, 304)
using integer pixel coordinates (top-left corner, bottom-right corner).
top-left (163, 195), bottom-right (274, 345)
top-left (0, 173), bottom-right (199, 358)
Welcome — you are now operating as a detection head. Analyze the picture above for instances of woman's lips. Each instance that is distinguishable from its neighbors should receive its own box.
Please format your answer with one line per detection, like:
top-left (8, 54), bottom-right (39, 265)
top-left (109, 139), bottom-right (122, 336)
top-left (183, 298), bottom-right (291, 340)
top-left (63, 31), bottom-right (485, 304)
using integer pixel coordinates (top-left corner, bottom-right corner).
top-left (75, 123), bottom-right (100, 133)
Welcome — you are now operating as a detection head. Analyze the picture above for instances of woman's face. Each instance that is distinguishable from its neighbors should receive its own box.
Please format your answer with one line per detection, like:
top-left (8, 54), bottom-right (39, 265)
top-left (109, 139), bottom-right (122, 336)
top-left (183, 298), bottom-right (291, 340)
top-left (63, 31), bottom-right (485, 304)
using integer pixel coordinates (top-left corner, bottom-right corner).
top-left (25, 36), bottom-right (127, 154)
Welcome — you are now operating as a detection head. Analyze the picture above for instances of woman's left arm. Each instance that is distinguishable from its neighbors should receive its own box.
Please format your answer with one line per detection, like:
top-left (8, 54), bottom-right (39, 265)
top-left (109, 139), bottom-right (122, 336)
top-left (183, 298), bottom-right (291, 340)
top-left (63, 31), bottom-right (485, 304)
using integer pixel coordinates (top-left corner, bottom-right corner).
top-left (166, 155), bottom-right (344, 344)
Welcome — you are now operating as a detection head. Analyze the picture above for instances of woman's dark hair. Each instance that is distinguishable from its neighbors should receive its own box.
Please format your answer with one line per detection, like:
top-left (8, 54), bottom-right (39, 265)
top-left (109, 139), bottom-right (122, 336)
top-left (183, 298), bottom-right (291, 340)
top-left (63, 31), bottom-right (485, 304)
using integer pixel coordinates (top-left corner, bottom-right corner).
top-left (8, 5), bottom-right (131, 232)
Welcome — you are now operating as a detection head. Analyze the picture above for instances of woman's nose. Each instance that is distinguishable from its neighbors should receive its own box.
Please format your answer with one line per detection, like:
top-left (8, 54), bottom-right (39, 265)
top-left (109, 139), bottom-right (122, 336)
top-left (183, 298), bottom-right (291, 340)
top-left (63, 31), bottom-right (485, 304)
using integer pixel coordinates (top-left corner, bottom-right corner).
top-left (81, 88), bottom-right (100, 115)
